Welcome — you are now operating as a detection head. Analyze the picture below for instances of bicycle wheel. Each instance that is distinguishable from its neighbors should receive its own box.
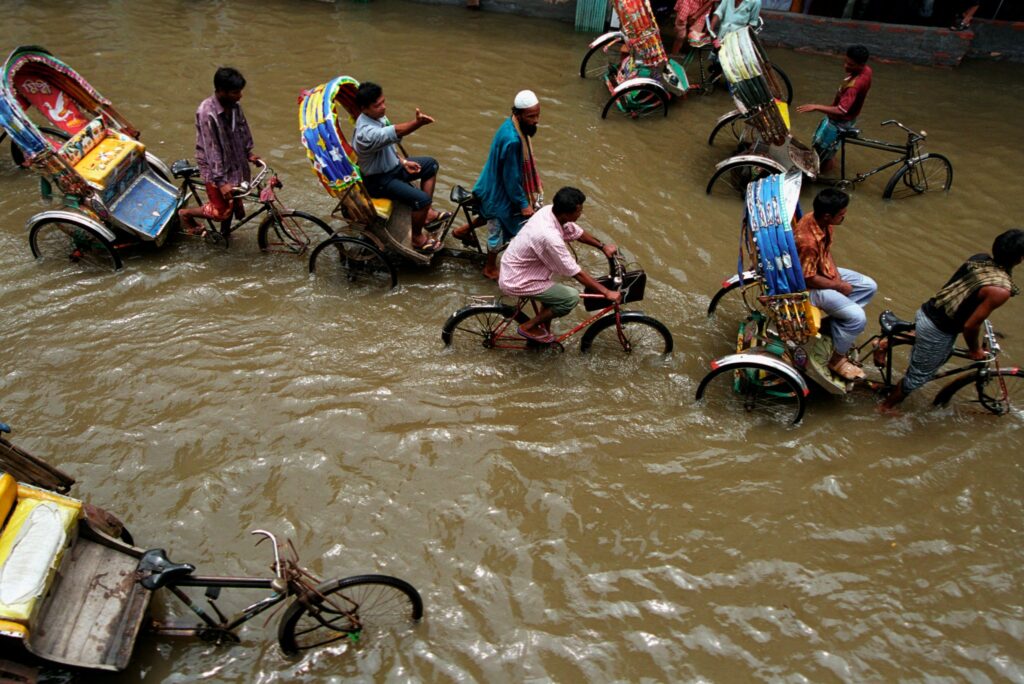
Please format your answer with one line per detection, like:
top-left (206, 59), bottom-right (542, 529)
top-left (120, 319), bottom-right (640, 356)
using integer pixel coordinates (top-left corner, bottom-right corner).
top-left (602, 84), bottom-right (669, 119)
top-left (441, 304), bottom-right (527, 350)
top-left (277, 574), bottom-right (423, 656)
top-left (933, 368), bottom-right (1024, 416)
top-left (882, 153), bottom-right (953, 200)
top-left (579, 312), bottom-right (673, 355)
top-left (706, 272), bottom-right (763, 316)
top-left (308, 235), bottom-right (397, 290)
top-left (580, 35), bottom-right (625, 79)
top-left (768, 64), bottom-right (794, 104)
top-left (29, 218), bottom-right (123, 271)
top-left (258, 209), bottom-right (334, 254)
top-left (708, 110), bottom-right (748, 147)
top-left (706, 160), bottom-right (780, 197)
top-left (695, 359), bottom-right (807, 424)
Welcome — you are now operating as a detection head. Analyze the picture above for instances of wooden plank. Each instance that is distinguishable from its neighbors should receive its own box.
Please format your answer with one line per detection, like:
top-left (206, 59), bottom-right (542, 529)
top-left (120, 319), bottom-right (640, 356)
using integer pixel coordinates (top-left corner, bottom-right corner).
top-left (25, 538), bottom-right (150, 671)
top-left (0, 437), bottom-right (74, 494)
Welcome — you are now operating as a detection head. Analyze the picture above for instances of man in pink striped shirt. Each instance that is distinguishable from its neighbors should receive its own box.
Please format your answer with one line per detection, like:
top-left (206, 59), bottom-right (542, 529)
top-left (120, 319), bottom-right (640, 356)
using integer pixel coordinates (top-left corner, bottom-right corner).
top-left (498, 187), bottom-right (620, 343)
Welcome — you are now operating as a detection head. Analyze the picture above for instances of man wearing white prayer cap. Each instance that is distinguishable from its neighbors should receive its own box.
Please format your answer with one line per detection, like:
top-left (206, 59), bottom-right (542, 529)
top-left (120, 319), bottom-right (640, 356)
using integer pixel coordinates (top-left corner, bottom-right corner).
top-left (453, 90), bottom-right (543, 280)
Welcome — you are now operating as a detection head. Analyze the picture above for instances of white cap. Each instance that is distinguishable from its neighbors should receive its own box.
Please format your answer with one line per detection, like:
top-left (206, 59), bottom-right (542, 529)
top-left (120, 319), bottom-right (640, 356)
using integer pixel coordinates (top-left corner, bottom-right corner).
top-left (513, 89), bottom-right (539, 109)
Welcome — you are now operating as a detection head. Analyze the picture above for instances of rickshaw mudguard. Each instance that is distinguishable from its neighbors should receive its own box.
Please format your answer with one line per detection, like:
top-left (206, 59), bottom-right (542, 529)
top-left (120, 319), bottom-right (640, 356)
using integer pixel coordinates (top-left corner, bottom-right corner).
top-left (27, 210), bottom-right (118, 244)
top-left (610, 76), bottom-right (668, 99)
top-left (713, 153), bottom-right (787, 173)
top-left (588, 31), bottom-right (625, 50)
top-left (709, 352), bottom-right (810, 397)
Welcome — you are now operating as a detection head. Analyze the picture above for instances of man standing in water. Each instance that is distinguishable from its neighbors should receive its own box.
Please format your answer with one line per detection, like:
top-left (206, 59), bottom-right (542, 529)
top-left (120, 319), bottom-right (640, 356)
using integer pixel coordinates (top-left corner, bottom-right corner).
top-left (179, 67), bottom-right (259, 235)
top-left (352, 81), bottom-right (447, 253)
top-left (498, 187), bottom-right (619, 343)
top-left (796, 44), bottom-right (872, 175)
top-left (880, 229), bottom-right (1023, 411)
top-left (793, 188), bottom-right (877, 381)
top-left (454, 89), bottom-right (543, 280)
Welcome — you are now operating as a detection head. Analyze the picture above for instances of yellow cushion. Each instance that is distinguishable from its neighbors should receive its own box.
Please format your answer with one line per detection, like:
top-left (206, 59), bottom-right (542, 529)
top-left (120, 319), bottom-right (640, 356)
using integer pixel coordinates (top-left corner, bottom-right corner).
top-left (0, 473), bottom-right (15, 526)
top-left (806, 302), bottom-right (822, 337)
top-left (75, 136), bottom-right (144, 188)
top-left (0, 486), bottom-right (80, 623)
top-left (372, 197), bottom-right (393, 220)
top-left (0, 618), bottom-right (27, 638)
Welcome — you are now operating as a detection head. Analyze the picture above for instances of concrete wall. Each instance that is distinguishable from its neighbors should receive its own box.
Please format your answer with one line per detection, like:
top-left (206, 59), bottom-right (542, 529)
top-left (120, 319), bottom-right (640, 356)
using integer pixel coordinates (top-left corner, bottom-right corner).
top-left (968, 20), bottom-right (1024, 62)
top-left (757, 10), bottom-right (974, 67)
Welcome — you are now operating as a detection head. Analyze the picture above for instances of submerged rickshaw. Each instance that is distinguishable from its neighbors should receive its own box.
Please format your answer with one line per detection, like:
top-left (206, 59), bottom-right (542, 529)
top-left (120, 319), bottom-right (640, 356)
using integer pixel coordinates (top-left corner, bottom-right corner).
top-left (703, 27), bottom-right (816, 195)
top-left (578, 0), bottom-right (689, 118)
top-left (0, 45), bottom-right (180, 270)
top-left (299, 76), bottom-right (485, 289)
top-left (696, 172), bottom-right (1023, 424)
top-left (0, 422), bottom-right (423, 678)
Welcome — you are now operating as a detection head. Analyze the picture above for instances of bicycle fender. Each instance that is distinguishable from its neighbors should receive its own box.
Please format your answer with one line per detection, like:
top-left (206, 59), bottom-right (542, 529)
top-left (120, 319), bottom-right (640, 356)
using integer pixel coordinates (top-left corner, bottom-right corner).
top-left (713, 109), bottom-right (744, 126)
top-left (708, 352), bottom-right (810, 397)
top-left (26, 209), bottom-right (119, 244)
top-left (718, 270), bottom-right (761, 290)
top-left (713, 154), bottom-right (788, 173)
top-left (588, 31), bottom-right (625, 50)
top-left (610, 77), bottom-right (668, 98)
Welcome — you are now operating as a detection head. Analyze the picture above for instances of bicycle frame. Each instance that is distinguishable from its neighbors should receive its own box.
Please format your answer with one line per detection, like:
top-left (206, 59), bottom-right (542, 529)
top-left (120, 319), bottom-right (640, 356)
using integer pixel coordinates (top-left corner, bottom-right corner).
top-left (483, 297), bottom-right (623, 351)
top-left (838, 122), bottom-right (925, 185)
top-left (152, 574), bottom-right (286, 640)
top-left (178, 174), bottom-right (277, 240)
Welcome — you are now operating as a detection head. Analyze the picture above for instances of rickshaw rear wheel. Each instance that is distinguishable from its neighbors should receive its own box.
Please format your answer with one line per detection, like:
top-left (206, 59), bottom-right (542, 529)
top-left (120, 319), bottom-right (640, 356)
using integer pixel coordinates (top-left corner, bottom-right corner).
top-left (601, 85), bottom-right (669, 119)
top-left (29, 218), bottom-right (123, 271)
top-left (882, 153), bottom-right (953, 200)
top-left (696, 361), bottom-right (807, 424)
top-left (277, 574), bottom-right (423, 656)
top-left (258, 210), bottom-right (334, 254)
top-left (579, 313), bottom-right (673, 355)
top-left (580, 35), bottom-right (625, 79)
top-left (705, 160), bottom-right (780, 196)
top-left (308, 235), bottom-right (397, 290)
top-left (708, 111), bottom-right (749, 147)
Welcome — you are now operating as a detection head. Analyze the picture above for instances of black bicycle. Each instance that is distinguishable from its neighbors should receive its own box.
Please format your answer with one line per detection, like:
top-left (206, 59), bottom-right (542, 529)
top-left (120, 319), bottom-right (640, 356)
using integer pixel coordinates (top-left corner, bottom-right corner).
top-left (139, 529), bottom-right (423, 655)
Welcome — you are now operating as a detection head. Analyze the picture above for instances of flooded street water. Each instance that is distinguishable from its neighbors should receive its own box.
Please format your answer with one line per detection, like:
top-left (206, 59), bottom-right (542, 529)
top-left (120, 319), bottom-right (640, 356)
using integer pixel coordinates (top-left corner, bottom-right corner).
top-left (3, 0), bottom-right (1024, 681)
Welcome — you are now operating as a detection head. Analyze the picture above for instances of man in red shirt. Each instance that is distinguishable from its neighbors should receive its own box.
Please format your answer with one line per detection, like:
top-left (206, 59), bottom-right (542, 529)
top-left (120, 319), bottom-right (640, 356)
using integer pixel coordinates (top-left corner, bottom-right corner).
top-left (797, 45), bottom-right (872, 175)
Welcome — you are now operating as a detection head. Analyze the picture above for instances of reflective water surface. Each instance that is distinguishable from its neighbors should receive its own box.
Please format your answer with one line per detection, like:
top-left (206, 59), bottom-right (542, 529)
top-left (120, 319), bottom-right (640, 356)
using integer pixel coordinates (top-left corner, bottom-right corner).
top-left (3, 1), bottom-right (1023, 681)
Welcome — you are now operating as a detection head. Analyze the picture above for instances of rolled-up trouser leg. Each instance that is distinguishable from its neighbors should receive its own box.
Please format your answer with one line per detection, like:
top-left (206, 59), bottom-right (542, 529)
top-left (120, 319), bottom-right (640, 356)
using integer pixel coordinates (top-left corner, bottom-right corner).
top-left (533, 284), bottom-right (579, 318)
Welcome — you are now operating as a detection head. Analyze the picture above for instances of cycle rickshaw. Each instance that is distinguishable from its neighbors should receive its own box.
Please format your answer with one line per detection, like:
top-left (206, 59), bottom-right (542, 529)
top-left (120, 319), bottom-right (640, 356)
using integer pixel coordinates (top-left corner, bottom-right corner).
top-left (0, 422), bottom-right (422, 678)
top-left (696, 172), bottom-right (1022, 424)
top-left (703, 27), bottom-right (817, 197)
top-left (0, 46), bottom-right (180, 270)
top-left (578, 0), bottom-right (689, 118)
top-left (299, 76), bottom-right (486, 289)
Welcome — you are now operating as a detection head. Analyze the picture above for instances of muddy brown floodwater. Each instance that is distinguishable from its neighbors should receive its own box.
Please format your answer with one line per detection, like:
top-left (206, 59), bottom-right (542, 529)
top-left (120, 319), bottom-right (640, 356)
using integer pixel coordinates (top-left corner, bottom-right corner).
top-left (2, 0), bottom-right (1023, 681)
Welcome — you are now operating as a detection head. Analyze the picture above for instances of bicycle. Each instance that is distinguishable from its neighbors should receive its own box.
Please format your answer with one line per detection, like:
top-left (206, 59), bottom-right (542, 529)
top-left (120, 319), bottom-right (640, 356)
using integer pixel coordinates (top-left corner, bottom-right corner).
top-left (441, 253), bottom-right (673, 355)
top-left (708, 117), bottom-right (953, 200)
top-left (139, 529), bottom-right (423, 655)
top-left (172, 158), bottom-right (334, 252)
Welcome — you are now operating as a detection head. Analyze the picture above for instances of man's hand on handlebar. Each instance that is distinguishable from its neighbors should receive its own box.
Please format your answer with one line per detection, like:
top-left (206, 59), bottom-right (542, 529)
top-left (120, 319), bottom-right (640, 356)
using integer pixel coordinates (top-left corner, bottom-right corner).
top-left (601, 242), bottom-right (618, 258)
top-left (602, 290), bottom-right (622, 304)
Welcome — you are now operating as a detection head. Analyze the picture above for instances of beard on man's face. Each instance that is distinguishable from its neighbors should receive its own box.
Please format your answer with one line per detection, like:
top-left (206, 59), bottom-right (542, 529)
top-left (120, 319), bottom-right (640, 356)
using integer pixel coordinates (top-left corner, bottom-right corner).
top-left (520, 121), bottom-right (538, 137)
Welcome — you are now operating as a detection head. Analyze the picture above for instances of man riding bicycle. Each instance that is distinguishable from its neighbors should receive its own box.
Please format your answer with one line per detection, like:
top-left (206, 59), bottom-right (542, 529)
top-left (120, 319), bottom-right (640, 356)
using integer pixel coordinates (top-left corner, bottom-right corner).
top-left (498, 187), bottom-right (621, 344)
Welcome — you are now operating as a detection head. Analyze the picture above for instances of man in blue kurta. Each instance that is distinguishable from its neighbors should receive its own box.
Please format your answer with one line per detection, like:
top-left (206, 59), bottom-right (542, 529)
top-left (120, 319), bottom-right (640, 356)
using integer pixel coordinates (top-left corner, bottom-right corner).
top-left (456, 90), bottom-right (542, 280)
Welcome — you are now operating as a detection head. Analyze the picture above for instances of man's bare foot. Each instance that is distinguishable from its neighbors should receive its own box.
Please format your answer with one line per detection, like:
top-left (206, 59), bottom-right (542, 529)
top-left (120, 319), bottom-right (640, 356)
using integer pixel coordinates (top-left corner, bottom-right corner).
top-left (482, 265), bottom-right (499, 281)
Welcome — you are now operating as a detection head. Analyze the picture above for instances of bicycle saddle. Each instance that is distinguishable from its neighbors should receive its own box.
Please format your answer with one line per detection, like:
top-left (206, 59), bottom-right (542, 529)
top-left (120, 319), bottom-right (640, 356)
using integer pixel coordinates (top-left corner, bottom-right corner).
top-left (137, 548), bottom-right (196, 590)
top-left (838, 128), bottom-right (862, 139)
top-left (449, 185), bottom-right (480, 209)
top-left (170, 159), bottom-right (199, 179)
top-left (879, 310), bottom-right (915, 336)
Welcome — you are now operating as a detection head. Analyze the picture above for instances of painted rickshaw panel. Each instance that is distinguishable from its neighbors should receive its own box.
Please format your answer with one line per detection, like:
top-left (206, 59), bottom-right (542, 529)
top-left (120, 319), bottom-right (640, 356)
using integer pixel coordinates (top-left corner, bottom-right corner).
top-left (1, 46), bottom-right (178, 244)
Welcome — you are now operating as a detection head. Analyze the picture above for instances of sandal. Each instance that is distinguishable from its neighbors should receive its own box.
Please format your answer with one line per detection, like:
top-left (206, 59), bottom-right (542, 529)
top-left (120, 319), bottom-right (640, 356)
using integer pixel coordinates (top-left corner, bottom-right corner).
top-left (517, 325), bottom-right (556, 344)
top-left (828, 357), bottom-right (866, 381)
top-left (451, 225), bottom-right (481, 249)
top-left (413, 237), bottom-right (444, 254)
top-left (424, 211), bottom-right (453, 230)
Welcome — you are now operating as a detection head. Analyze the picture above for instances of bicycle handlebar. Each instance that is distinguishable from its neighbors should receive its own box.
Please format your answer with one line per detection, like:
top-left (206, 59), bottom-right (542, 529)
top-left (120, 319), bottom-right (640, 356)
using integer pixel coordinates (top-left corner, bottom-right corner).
top-left (231, 159), bottom-right (270, 198)
top-left (881, 119), bottom-right (925, 141)
top-left (251, 529), bottom-right (283, 581)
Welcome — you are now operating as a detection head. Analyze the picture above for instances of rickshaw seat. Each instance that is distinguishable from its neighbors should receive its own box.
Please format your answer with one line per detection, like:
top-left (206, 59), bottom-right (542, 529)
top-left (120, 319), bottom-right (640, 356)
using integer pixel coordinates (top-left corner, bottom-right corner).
top-left (0, 476), bottom-right (81, 625)
top-left (59, 117), bottom-right (145, 193)
top-left (372, 197), bottom-right (393, 220)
